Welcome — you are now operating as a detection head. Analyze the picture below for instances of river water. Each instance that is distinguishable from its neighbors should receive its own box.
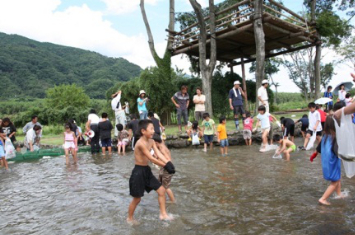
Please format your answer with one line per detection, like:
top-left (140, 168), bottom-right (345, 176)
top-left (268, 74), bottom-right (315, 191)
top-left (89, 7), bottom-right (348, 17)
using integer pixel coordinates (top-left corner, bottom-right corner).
top-left (1, 139), bottom-right (355, 235)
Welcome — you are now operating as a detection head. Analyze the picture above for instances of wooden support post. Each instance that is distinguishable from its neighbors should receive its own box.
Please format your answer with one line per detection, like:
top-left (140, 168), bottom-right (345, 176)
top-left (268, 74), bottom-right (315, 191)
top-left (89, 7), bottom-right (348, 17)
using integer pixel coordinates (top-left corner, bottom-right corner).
top-left (230, 63), bottom-right (234, 75)
top-left (241, 57), bottom-right (249, 111)
top-left (253, 0), bottom-right (265, 113)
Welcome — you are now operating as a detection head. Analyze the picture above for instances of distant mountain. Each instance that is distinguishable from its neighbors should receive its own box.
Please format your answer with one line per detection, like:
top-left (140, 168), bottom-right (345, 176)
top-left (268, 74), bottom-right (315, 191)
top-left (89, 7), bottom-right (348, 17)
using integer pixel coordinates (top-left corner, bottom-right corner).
top-left (0, 32), bottom-right (142, 99)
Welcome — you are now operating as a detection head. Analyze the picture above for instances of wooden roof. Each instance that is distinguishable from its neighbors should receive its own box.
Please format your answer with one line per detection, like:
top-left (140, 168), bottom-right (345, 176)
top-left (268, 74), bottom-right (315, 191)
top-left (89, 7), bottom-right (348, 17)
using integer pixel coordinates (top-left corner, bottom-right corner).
top-left (172, 0), bottom-right (318, 66)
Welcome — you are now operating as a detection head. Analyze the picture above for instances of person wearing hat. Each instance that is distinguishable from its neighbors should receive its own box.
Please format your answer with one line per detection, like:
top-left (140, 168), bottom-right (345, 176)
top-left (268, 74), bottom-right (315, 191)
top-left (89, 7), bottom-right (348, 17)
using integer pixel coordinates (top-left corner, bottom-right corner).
top-left (258, 80), bottom-right (270, 113)
top-left (137, 90), bottom-right (149, 120)
top-left (229, 81), bottom-right (246, 130)
top-left (111, 90), bottom-right (127, 137)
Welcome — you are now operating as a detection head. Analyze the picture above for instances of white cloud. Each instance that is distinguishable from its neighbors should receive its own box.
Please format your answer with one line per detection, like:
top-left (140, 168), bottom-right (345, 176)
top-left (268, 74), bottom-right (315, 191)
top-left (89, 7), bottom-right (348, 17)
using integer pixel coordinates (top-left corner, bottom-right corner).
top-left (101, 0), bottom-right (158, 15)
top-left (0, 0), bottom-right (158, 68)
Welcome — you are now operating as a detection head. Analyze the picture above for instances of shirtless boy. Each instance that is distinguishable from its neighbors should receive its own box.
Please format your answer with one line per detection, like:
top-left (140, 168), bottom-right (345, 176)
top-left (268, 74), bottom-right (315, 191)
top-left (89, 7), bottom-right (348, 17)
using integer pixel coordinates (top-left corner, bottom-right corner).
top-left (127, 120), bottom-right (175, 224)
top-left (273, 134), bottom-right (296, 161)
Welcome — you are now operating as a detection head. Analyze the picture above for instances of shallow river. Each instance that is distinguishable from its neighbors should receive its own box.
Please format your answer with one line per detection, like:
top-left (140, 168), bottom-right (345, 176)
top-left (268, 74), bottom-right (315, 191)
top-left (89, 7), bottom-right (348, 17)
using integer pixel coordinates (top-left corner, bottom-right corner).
top-left (1, 139), bottom-right (355, 235)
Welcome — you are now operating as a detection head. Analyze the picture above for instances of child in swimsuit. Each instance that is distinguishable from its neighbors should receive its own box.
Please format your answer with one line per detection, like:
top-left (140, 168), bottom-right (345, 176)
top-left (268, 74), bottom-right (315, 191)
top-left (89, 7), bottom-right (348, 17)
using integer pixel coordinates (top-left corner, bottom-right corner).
top-left (63, 124), bottom-right (77, 165)
top-left (273, 134), bottom-right (296, 161)
top-left (127, 120), bottom-right (175, 224)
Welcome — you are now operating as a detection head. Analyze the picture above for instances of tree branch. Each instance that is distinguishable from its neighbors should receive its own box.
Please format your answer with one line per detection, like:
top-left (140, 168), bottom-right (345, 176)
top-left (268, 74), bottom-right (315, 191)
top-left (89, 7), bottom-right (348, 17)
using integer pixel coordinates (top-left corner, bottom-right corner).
top-left (140, 0), bottom-right (158, 63)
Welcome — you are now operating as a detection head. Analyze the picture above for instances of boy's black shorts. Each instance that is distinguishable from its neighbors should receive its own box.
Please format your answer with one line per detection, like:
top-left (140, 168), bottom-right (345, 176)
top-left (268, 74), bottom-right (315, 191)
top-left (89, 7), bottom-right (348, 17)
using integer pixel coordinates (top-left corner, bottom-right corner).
top-left (283, 124), bottom-right (295, 137)
top-left (129, 165), bottom-right (161, 197)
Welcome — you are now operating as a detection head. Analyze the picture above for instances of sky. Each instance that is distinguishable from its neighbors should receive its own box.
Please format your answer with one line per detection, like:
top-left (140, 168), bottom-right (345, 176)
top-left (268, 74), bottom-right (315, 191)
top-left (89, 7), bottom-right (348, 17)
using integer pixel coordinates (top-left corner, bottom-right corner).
top-left (0, 0), bottom-right (353, 92)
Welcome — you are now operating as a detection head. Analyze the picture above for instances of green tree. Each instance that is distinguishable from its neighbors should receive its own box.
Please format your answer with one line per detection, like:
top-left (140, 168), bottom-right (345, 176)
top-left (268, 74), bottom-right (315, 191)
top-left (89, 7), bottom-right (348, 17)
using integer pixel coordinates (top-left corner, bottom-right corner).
top-left (45, 84), bottom-right (89, 110)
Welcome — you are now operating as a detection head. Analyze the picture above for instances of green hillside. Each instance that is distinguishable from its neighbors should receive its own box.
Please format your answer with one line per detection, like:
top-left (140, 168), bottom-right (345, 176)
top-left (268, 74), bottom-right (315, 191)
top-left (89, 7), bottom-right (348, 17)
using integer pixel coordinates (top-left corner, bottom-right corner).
top-left (0, 32), bottom-right (141, 99)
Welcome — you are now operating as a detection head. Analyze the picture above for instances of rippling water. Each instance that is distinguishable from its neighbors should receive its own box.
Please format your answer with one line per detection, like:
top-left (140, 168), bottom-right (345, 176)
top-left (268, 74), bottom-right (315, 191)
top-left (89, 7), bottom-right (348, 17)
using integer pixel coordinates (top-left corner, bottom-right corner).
top-left (1, 139), bottom-right (355, 235)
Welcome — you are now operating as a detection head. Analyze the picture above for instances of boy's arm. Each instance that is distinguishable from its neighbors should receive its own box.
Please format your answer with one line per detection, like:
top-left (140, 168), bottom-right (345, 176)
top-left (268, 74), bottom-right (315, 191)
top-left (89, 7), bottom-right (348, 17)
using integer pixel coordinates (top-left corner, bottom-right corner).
top-left (278, 140), bottom-right (287, 153)
top-left (314, 120), bottom-right (320, 131)
top-left (152, 142), bottom-right (171, 162)
top-left (139, 144), bottom-right (167, 167)
top-left (85, 120), bottom-right (91, 132)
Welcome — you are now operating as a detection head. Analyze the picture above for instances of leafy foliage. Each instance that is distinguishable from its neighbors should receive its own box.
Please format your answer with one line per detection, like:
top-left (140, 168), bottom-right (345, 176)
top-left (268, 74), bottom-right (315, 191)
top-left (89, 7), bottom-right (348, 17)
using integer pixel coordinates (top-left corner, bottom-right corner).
top-left (0, 32), bottom-right (141, 99)
top-left (45, 84), bottom-right (89, 110)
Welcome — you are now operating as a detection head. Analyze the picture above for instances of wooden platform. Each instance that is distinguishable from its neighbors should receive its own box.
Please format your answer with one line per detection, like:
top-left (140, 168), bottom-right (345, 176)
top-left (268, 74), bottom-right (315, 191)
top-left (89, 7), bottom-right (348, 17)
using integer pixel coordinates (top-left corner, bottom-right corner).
top-left (172, 0), bottom-right (318, 66)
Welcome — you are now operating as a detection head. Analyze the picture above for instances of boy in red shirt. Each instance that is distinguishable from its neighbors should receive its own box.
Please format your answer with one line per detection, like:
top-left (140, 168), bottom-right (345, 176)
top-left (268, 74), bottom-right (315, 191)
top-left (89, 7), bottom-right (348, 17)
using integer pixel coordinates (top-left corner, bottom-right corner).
top-left (317, 105), bottom-right (327, 130)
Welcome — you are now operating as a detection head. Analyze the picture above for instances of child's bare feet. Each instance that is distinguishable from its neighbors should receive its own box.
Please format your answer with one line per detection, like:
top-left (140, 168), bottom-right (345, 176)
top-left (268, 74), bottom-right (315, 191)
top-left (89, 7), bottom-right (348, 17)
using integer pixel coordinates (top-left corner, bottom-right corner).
top-left (318, 198), bottom-right (331, 205)
top-left (159, 213), bottom-right (174, 221)
top-left (126, 218), bottom-right (139, 225)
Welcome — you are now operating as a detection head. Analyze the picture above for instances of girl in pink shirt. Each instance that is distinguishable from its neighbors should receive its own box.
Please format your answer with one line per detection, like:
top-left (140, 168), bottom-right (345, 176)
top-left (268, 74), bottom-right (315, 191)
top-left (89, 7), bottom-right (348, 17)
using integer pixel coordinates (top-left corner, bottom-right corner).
top-left (243, 112), bottom-right (253, 145)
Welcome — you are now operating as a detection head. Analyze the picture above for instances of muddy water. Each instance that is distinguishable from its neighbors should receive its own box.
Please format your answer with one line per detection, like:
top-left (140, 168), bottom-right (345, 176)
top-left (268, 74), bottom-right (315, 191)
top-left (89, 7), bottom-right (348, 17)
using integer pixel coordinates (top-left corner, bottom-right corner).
top-left (1, 139), bottom-right (355, 235)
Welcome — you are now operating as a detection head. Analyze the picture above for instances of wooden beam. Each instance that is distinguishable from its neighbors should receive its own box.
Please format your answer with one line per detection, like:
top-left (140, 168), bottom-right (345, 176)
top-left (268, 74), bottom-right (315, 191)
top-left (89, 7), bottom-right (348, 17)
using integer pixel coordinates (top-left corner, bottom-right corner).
top-left (229, 43), bottom-right (316, 66)
top-left (173, 23), bottom-right (253, 55)
top-left (264, 23), bottom-right (314, 43)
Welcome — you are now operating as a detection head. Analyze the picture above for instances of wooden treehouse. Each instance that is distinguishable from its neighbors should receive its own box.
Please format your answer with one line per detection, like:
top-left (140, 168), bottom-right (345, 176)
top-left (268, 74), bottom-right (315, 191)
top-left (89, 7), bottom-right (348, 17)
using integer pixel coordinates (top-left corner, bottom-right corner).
top-left (171, 0), bottom-right (319, 68)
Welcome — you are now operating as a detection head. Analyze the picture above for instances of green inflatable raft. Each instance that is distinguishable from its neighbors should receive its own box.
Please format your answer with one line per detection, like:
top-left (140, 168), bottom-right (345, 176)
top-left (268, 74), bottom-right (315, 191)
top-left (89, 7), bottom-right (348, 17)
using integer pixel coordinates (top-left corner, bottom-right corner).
top-left (8, 146), bottom-right (92, 162)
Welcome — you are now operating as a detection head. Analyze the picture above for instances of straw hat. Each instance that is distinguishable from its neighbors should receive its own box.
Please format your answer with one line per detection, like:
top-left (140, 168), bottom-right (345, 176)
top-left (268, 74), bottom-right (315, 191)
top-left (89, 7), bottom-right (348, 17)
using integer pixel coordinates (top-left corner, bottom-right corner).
top-left (139, 90), bottom-right (146, 95)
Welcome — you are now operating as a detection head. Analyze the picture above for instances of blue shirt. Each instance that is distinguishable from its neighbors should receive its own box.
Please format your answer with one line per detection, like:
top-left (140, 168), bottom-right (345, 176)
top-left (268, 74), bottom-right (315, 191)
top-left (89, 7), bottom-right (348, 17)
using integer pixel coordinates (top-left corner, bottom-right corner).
top-left (297, 117), bottom-right (309, 129)
top-left (137, 98), bottom-right (147, 113)
top-left (229, 88), bottom-right (243, 106)
top-left (324, 91), bottom-right (333, 105)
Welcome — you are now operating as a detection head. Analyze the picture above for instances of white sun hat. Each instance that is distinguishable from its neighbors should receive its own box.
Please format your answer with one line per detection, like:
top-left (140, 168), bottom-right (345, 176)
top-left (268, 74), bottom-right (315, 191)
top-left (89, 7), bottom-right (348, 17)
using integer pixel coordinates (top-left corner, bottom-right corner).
top-left (262, 79), bottom-right (269, 85)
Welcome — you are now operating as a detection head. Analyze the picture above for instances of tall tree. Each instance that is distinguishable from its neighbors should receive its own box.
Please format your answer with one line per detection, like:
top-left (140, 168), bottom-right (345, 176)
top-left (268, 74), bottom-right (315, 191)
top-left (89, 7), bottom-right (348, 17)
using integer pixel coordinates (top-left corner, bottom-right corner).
top-left (189, 0), bottom-right (217, 116)
top-left (140, 0), bottom-right (176, 123)
top-left (140, 0), bottom-right (175, 71)
top-left (253, 0), bottom-right (266, 107)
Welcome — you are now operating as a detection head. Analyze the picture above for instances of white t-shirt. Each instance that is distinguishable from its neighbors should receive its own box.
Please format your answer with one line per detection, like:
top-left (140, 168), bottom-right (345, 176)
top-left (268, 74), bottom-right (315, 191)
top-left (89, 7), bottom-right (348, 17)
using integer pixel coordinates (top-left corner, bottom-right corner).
top-left (24, 129), bottom-right (36, 148)
top-left (338, 90), bottom-right (346, 101)
top-left (111, 94), bottom-right (122, 111)
top-left (193, 94), bottom-right (206, 112)
top-left (309, 110), bottom-right (322, 132)
top-left (257, 112), bottom-right (271, 129)
top-left (257, 86), bottom-right (268, 101)
top-left (88, 114), bottom-right (100, 125)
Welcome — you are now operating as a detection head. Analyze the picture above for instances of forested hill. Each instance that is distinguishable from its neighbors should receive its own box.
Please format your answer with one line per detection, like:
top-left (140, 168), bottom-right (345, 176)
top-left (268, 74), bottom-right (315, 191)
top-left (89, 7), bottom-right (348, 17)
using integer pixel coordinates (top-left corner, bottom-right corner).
top-left (0, 32), bottom-right (142, 99)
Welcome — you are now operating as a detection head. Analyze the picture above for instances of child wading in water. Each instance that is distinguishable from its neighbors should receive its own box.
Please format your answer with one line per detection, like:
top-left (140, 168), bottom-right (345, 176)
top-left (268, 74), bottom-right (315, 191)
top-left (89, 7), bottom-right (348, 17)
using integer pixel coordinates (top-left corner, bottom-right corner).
top-left (127, 120), bottom-right (175, 224)
top-left (201, 113), bottom-right (216, 152)
top-left (0, 135), bottom-right (9, 170)
top-left (310, 115), bottom-right (346, 205)
top-left (255, 105), bottom-right (277, 152)
top-left (273, 134), bottom-right (296, 161)
top-left (217, 116), bottom-right (228, 156)
top-left (187, 121), bottom-right (202, 142)
top-left (243, 112), bottom-right (253, 146)
top-left (116, 124), bottom-right (129, 155)
top-left (301, 102), bottom-right (322, 150)
top-left (63, 124), bottom-right (78, 165)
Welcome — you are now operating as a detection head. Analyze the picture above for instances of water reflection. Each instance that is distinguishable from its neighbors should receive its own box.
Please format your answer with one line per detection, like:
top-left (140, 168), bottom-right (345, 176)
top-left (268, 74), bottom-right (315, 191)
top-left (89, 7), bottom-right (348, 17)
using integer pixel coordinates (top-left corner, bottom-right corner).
top-left (0, 140), bottom-right (354, 234)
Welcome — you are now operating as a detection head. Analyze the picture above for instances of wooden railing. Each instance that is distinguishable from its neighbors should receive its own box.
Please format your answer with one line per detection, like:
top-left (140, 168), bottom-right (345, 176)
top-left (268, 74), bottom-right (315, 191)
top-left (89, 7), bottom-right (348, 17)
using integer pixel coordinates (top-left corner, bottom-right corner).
top-left (172, 0), bottom-right (313, 50)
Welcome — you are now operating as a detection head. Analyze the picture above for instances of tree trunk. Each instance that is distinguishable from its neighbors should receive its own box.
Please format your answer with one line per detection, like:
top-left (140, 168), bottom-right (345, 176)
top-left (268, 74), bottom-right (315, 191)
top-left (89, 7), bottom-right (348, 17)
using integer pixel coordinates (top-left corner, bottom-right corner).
top-left (253, 0), bottom-right (265, 112)
top-left (140, 0), bottom-right (175, 67)
top-left (202, 71), bottom-right (213, 116)
top-left (241, 57), bottom-right (249, 111)
top-left (314, 42), bottom-right (321, 99)
top-left (189, 0), bottom-right (217, 117)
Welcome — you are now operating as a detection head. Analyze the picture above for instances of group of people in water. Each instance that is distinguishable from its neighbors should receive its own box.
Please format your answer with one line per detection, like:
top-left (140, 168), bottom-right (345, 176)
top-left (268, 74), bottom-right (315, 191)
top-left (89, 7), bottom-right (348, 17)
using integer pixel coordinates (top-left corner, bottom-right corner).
top-left (1, 77), bottom-right (355, 222)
